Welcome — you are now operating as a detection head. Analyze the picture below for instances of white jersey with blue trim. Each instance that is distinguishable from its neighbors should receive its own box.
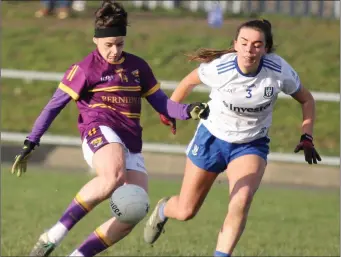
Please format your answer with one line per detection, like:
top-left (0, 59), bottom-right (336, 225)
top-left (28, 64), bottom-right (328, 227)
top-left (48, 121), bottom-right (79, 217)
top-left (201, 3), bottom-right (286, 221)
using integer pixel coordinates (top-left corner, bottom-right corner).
top-left (197, 52), bottom-right (301, 143)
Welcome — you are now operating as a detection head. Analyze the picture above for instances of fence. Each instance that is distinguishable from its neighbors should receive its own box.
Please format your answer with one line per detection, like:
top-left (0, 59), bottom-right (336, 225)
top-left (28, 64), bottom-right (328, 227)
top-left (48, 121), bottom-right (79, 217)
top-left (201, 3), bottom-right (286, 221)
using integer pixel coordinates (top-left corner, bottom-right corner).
top-left (2, 69), bottom-right (339, 102)
top-left (129, 0), bottom-right (340, 19)
top-left (1, 68), bottom-right (340, 166)
top-left (1, 132), bottom-right (339, 166)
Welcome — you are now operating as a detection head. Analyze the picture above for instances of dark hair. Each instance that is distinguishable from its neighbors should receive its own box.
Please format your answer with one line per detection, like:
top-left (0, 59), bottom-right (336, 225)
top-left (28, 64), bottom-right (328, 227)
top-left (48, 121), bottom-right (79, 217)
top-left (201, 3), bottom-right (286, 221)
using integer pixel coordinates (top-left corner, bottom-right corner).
top-left (94, 0), bottom-right (128, 29)
top-left (187, 19), bottom-right (274, 63)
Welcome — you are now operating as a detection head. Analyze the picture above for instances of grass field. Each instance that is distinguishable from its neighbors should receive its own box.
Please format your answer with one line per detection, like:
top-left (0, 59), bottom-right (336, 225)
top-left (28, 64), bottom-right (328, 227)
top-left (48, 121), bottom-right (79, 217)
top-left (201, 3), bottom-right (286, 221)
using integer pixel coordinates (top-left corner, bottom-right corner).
top-left (2, 2), bottom-right (339, 91)
top-left (2, 1), bottom-right (340, 156)
top-left (1, 166), bottom-right (339, 256)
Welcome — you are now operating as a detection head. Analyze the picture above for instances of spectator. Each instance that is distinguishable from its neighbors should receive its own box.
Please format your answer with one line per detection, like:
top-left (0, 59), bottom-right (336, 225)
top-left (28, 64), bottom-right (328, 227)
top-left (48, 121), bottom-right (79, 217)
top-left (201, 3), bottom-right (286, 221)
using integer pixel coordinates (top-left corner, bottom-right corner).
top-left (72, 0), bottom-right (86, 12)
top-left (35, 0), bottom-right (72, 19)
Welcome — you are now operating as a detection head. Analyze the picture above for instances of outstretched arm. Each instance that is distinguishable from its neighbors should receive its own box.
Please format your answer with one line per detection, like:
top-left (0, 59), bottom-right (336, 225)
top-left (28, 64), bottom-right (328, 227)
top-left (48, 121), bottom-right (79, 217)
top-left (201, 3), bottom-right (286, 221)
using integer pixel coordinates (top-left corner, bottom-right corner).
top-left (11, 64), bottom-right (87, 177)
top-left (170, 68), bottom-right (202, 103)
top-left (11, 88), bottom-right (72, 177)
top-left (27, 64), bottom-right (87, 144)
top-left (146, 88), bottom-right (209, 121)
top-left (141, 61), bottom-right (208, 136)
top-left (145, 68), bottom-right (205, 119)
top-left (145, 89), bottom-right (190, 120)
top-left (27, 88), bottom-right (72, 144)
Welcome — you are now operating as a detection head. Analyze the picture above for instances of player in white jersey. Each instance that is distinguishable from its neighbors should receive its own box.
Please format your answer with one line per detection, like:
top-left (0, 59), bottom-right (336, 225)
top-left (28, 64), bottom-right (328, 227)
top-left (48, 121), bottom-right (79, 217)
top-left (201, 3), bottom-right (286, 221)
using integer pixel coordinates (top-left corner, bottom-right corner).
top-left (144, 19), bottom-right (321, 256)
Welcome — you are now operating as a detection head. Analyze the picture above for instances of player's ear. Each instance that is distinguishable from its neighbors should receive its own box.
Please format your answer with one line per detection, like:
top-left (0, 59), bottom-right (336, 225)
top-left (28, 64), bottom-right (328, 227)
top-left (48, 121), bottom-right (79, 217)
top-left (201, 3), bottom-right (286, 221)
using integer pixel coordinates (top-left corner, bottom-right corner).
top-left (233, 40), bottom-right (238, 51)
top-left (93, 37), bottom-right (98, 45)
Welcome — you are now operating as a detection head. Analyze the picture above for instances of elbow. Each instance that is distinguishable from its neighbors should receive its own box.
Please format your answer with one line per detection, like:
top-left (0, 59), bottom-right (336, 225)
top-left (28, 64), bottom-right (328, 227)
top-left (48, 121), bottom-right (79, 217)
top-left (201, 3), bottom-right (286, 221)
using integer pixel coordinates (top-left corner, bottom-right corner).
top-left (301, 98), bottom-right (315, 109)
top-left (307, 90), bottom-right (315, 102)
top-left (306, 94), bottom-right (315, 106)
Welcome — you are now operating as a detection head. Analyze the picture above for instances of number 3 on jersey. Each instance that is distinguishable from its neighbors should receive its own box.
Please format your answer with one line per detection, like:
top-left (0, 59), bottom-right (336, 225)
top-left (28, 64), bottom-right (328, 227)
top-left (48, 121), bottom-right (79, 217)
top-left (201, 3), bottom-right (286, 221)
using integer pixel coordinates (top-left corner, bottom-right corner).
top-left (246, 89), bottom-right (252, 98)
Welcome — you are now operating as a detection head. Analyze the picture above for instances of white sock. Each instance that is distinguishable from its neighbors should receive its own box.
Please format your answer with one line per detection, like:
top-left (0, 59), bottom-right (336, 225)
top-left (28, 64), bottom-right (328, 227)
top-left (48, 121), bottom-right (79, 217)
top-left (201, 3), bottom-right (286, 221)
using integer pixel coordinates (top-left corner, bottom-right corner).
top-left (158, 202), bottom-right (166, 221)
top-left (47, 221), bottom-right (69, 245)
top-left (69, 249), bottom-right (84, 257)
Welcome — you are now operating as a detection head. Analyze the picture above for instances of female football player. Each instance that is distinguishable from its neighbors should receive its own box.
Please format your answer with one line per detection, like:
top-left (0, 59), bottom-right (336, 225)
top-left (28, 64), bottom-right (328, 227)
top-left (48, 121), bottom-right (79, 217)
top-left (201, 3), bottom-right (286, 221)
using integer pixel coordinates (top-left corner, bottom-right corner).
top-left (144, 19), bottom-right (321, 257)
top-left (10, 1), bottom-right (209, 256)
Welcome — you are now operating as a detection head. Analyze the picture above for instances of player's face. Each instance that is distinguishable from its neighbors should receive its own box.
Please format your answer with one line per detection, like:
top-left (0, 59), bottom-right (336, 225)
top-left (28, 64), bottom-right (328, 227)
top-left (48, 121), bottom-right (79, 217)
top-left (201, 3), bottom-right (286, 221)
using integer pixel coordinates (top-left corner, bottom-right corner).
top-left (234, 27), bottom-right (267, 71)
top-left (93, 36), bottom-right (125, 63)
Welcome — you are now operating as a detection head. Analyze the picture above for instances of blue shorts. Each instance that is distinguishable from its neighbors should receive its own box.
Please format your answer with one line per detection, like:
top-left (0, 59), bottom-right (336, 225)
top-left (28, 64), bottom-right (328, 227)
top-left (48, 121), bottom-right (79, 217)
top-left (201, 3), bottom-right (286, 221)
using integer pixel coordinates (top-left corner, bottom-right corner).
top-left (186, 124), bottom-right (270, 173)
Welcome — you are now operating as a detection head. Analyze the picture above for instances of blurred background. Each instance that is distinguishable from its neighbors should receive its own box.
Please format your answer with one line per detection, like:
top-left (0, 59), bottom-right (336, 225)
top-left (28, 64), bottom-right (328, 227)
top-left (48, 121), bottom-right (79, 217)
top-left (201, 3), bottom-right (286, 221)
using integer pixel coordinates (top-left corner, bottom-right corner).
top-left (1, 1), bottom-right (340, 256)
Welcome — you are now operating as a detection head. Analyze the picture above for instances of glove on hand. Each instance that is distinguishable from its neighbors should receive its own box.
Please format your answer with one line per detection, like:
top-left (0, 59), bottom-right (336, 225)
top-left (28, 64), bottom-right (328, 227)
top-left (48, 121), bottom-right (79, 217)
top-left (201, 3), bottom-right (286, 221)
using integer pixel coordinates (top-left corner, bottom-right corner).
top-left (294, 134), bottom-right (322, 165)
top-left (11, 139), bottom-right (38, 177)
top-left (187, 102), bottom-right (210, 120)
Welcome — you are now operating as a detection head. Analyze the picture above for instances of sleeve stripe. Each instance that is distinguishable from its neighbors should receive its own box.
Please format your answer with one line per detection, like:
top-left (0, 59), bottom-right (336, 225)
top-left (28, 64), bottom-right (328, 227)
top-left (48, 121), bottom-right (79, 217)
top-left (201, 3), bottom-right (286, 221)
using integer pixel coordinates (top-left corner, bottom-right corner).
top-left (58, 82), bottom-right (79, 100)
top-left (69, 66), bottom-right (79, 81)
top-left (66, 65), bottom-right (79, 82)
top-left (142, 83), bottom-right (160, 97)
top-left (66, 65), bottom-right (76, 81)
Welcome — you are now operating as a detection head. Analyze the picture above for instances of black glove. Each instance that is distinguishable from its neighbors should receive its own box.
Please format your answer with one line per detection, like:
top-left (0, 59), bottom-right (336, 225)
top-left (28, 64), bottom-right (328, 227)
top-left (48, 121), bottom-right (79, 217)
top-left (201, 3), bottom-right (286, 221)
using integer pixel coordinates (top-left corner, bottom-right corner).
top-left (187, 102), bottom-right (210, 120)
top-left (11, 139), bottom-right (38, 177)
top-left (294, 134), bottom-right (322, 165)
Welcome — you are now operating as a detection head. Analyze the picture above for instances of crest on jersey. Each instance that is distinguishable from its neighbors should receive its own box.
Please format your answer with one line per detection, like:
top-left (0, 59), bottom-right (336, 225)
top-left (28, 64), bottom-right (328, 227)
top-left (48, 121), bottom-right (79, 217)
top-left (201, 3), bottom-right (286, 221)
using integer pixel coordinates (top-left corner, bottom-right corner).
top-left (131, 69), bottom-right (140, 83)
top-left (115, 69), bottom-right (128, 83)
top-left (131, 69), bottom-right (139, 77)
top-left (263, 86), bottom-right (274, 99)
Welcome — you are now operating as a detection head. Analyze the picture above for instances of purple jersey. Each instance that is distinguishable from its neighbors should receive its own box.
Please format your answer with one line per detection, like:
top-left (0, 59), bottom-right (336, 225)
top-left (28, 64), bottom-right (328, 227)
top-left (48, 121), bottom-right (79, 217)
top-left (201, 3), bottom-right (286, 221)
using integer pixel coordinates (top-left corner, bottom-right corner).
top-left (58, 50), bottom-right (160, 153)
top-left (28, 49), bottom-right (191, 153)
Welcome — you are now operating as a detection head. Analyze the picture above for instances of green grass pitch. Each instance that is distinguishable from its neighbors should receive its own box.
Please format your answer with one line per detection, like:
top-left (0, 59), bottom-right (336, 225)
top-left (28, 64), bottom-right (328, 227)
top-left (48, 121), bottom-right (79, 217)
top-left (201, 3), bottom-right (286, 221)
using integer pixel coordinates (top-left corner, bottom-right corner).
top-left (1, 166), bottom-right (339, 256)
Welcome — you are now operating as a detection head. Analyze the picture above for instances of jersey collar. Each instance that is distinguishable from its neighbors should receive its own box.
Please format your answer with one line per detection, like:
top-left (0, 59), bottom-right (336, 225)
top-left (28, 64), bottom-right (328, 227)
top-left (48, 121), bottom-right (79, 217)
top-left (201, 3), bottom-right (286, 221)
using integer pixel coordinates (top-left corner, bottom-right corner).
top-left (234, 56), bottom-right (264, 77)
top-left (94, 49), bottom-right (126, 65)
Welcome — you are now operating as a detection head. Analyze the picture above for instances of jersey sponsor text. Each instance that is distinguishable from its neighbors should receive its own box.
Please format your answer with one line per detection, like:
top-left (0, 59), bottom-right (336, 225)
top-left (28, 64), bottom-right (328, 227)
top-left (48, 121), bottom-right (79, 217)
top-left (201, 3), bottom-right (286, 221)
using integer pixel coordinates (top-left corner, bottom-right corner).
top-left (222, 101), bottom-right (271, 113)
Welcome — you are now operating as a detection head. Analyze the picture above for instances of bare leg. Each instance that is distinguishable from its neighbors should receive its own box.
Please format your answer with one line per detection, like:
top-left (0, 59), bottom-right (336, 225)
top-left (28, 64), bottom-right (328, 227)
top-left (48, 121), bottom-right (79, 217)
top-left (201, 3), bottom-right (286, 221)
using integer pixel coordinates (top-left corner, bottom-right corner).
top-left (69, 170), bottom-right (148, 257)
top-left (215, 155), bottom-right (266, 255)
top-left (48, 143), bottom-right (126, 239)
top-left (77, 143), bottom-right (126, 207)
top-left (164, 157), bottom-right (218, 220)
top-left (29, 143), bottom-right (127, 257)
top-left (144, 157), bottom-right (218, 244)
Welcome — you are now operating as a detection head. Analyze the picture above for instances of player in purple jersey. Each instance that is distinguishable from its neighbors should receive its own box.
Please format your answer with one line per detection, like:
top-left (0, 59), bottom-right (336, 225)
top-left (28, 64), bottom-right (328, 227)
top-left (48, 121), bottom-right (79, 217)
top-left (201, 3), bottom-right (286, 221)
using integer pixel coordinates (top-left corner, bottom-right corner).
top-left (10, 1), bottom-right (209, 257)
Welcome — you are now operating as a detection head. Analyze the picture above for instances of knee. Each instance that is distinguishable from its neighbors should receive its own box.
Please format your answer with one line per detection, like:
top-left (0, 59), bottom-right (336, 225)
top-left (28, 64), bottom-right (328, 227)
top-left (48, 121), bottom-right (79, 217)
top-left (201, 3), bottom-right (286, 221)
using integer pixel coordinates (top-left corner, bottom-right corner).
top-left (176, 207), bottom-right (198, 221)
top-left (98, 170), bottom-right (125, 199)
top-left (229, 188), bottom-right (254, 216)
